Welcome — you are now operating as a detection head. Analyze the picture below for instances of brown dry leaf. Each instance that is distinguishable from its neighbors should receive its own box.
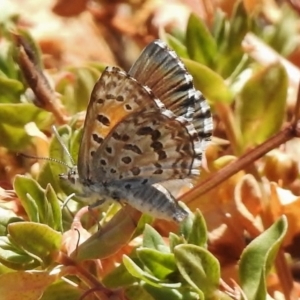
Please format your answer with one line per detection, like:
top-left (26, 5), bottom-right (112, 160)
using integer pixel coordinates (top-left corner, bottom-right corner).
top-left (61, 207), bottom-right (92, 256)
top-left (0, 187), bottom-right (26, 217)
top-left (0, 270), bottom-right (59, 300)
top-left (207, 174), bottom-right (262, 263)
top-left (269, 183), bottom-right (300, 246)
top-left (176, 155), bottom-right (250, 262)
top-left (0, 148), bottom-right (25, 183)
top-left (52, 0), bottom-right (88, 17)
top-left (233, 174), bottom-right (263, 236)
top-left (13, 0), bottom-right (116, 68)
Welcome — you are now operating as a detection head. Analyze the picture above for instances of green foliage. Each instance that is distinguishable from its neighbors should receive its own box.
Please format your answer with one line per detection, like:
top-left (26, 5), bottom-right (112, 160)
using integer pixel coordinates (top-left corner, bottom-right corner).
top-left (177, 1), bottom-right (251, 79)
top-left (0, 103), bottom-right (50, 151)
top-left (41, 280), bottom-right (82, 300)
top-left (8, 222), bottom-right (62, 266)
top-left (56, 65), bottom-right (105, 114)
top-left (235, 63), bottom-right (288, 150)
top-left (14, 176), bottom-right (62, 230)
top-left (186, 14), bottom-right (217, 68)
top-left (239, 216), bottom-right (288, 300)
top-left (103, 212), bottom-right (219, 299)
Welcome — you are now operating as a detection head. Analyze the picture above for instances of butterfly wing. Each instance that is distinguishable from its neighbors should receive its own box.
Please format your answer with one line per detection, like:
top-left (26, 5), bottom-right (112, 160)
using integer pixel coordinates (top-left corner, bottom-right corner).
top-left (78, 66), bottom-right (166, 180)
top-left (193, 94), bottom-right (213, 150)
top-left (129, 40), bottom-right (196, 120)
top-left (129, 39), bottom-right (213, 146)
top-left (91, 108), bottom-right (202, 184)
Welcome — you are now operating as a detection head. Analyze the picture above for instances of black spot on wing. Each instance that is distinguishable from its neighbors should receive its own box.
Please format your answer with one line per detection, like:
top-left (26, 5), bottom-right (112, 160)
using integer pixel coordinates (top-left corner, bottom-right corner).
top-left (124, 144), bottom-right (142, 155)
top-left (92, 134), bottom-right (104, 144)
top-left (97, 114), bottom-right (110, 126)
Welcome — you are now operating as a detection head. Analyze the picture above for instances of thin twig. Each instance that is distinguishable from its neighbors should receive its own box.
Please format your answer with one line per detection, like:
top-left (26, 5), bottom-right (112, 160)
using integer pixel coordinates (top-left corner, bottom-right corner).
top-left (13, 32), bottom-right (68, 125)
top-left (181, 123), bottom-right (297, 204)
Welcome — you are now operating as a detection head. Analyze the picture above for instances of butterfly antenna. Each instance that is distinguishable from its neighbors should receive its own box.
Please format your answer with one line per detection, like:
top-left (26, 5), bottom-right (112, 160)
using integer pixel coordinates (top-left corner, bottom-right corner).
top-left (18, 152), bottom-right (71, 169)
top-left (61, 193), bottom-right (76, 209)
top-left (52, 125), bottom-right (76, 166)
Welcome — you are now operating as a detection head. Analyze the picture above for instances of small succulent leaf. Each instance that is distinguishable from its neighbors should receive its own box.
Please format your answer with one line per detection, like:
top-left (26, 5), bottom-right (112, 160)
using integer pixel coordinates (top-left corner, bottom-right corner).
top-left (239, 216), bottom-right (288, 300)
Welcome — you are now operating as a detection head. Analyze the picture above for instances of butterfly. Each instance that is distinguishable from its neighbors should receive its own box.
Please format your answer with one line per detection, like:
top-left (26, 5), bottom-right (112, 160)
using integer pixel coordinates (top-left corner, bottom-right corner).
top-left (60, 40), bottom-right (213, 222)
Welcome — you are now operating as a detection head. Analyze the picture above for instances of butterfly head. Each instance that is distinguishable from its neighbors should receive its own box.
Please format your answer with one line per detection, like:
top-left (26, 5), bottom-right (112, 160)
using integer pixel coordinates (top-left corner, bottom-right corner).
top-left (59, 166), bottom-right (82, 190)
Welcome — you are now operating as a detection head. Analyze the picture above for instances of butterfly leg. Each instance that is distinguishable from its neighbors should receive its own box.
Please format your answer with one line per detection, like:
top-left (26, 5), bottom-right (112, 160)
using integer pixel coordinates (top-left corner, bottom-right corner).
top-left (89, 198), bottom-right (106, 209)
top-left (87, 198), bottom-right (106, 230)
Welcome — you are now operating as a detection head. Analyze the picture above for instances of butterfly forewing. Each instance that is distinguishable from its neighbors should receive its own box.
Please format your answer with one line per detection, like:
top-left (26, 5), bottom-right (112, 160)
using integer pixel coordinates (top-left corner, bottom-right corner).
top-left (78, 66), bottom-right (165, 180)
top-left (129, 40), bottom-right (197, 120)
top-left (91, 109), bottom-right (202, 183)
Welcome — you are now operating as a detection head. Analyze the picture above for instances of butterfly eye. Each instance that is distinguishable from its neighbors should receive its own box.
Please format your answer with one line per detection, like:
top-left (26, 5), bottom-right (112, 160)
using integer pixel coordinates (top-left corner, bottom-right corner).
top-left (67, 173), bottom-right (76, 185)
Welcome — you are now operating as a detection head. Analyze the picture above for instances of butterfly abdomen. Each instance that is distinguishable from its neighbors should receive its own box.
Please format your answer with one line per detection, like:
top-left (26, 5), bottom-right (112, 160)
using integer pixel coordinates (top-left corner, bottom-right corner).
top-left (112, 181), bottom-right (188, 222)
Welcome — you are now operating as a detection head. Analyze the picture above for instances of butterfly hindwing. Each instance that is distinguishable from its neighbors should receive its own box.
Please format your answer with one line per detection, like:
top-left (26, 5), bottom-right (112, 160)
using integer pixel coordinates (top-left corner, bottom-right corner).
top-left (90, 108), bottom-right (202, 183)
top-left (129, 40), bottom-right (213, 144)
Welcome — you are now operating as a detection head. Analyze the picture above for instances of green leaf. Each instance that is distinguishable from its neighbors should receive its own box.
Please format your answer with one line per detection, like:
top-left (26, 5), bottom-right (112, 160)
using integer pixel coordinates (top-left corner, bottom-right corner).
top-left (143, 224), bottom-right (168, 253)
top-left (216, 1), bottom-right (250, 77)
top-left (123, 255), bottom-right (181, 289)
top-left (38, 125), bottom-right (76, 193)
top-left (187, 210), bottom-right (207, 247)
top-left (137, 248), bottom-right (177, 279)
top-left (0, 103), bottom-right (50, 151)
top-left (57, 66), bottom-right (100, 114)
top-left (123, 255), bottom-right (160, 285)
top-left (131, 214), bottom-right (155, 239)
top-left (165, 34), bottom-right (189, 59)
top-left (8, 222), bottom-right (62, 265)
top-left (169, 233), bottom-right (184, 252)
top-left (186, 14), bottom-right (217, 67)
top-left (212, 10), bottom-right (228, 50)
top-left (125, 285), bottom-right (154, 300)
top-left (179, 210), bottom-right (194, 240)
top-left (42, 280), bottom-right (82, 300)
top-left (0, 207), bottom-right (22, 236)
top-left (0, 41), bottom-right (20, 80)
top-left (183, 58), bottom-right (233, 104)
top-left (14, 176), bottom-right (60, 229)
top-left (225, 2), bottom-right (249, 54)
top-left (0, 103), bottom-right (48, 126)
top-left (174, 244), bottom-right (220, 297)
top-left (239, 216), bottom-right (288, 300)
top-left (102, 260), bottom-right (138, 288)
top-left (73, 208), bottom-right (136, 261)
top-left (44, 184), bottom-right (63, 231)
top-left (143, 283), bottom-right (201, 300)
top-left (0, 76), bottom-right (24, 103)
top-left (14, 175), bottom-right (43, 223)
top-left (0, 236), bottom-right (39, 270)
top-left (235, 63), bottom-right (287, 150)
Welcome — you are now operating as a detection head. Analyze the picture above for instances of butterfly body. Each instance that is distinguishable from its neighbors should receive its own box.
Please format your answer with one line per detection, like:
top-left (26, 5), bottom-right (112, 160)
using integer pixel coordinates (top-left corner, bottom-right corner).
top-left (61, 40), bottom-right (213, 222)
top-left (62, 166), bottom-right (188, 222)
